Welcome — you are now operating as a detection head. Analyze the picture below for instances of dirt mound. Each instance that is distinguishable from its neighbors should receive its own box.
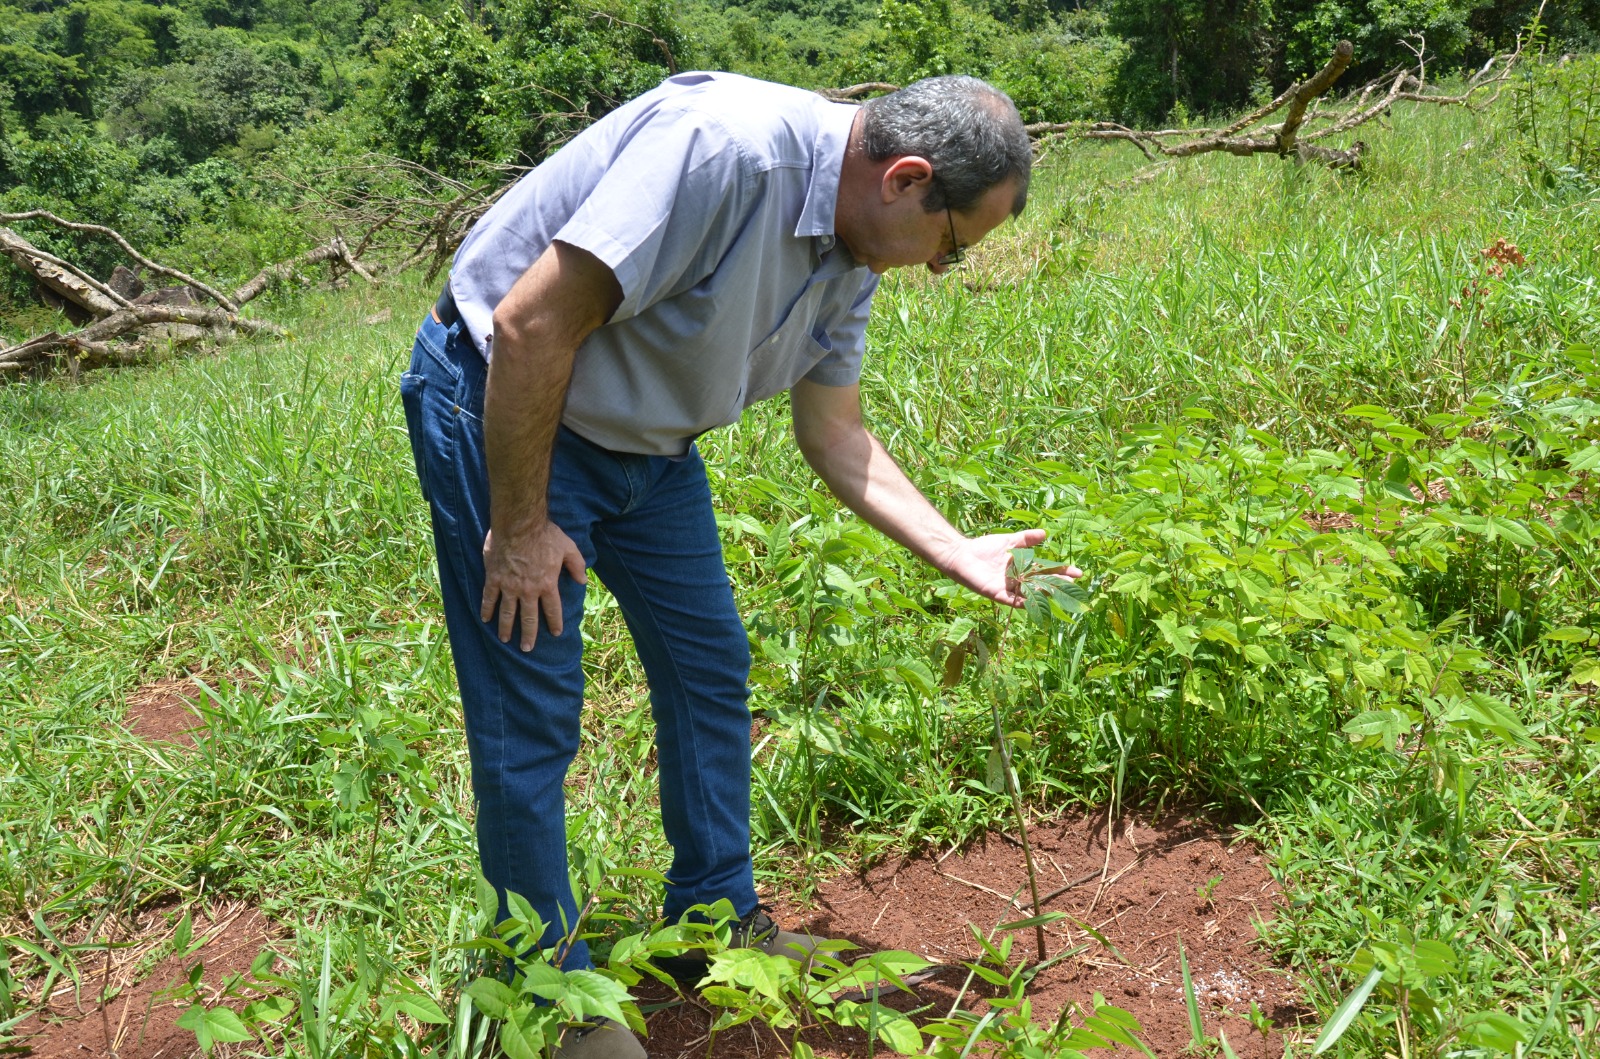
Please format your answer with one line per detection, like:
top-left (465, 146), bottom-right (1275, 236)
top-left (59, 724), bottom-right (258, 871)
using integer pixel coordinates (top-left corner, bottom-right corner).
top-left (639, 809), bottom-right (1307, 1057)
top-left (10, 901), bottom-right (278, 1059)
top-left (122, 678), bottom-right (208, 747)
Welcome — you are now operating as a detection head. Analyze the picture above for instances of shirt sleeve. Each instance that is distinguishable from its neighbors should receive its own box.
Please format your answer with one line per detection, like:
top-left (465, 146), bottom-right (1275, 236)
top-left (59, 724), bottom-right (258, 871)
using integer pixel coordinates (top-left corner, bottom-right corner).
top-left (803, 272), bottom-right (880, 386)
top-left (552, 107), bottom-right (752, 324)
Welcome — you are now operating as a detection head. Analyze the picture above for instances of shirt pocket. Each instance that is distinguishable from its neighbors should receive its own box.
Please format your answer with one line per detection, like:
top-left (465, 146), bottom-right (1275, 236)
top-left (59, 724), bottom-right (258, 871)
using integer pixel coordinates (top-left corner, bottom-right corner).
top-left (742, 291), bottom-right (833, 408)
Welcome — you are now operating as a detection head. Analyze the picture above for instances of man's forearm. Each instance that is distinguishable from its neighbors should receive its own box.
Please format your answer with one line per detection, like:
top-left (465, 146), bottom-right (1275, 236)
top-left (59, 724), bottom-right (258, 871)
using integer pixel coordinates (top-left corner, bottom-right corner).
top-left (483, 241), bottom-right (622, 543)
top-left (482, 324), bottom-right (573, 540)
top-left (800, 417), bottom-right (966, 573)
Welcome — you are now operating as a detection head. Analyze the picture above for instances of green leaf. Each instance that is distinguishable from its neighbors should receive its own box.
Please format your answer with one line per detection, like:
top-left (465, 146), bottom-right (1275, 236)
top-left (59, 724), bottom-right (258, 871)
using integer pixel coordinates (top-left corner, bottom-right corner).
top-left (464, 977), bottom-right (517, 1019)
top-left (1572, 658), bottom-right (1600, 687)
top-left (891, 658), bottom-right (936, 696)
top-left (1179, 936), bottom-right (1205, 1048)
top-left (499, 1004), bottom-right (557, 1059)
top-left (1545, 626), bottom-right (1598, 643)
top-left (1344, 404), bottom-right (1394, 421)
top-left (1462, 1010), bottom-right (1532, 1050)
top-left (559, 969), bottom-right (632, 1026)
top-left (1312, 967), bottom-right (1382, 1054)
top-left (700, 984), bottom-right (752, 1007)
top-left (1485, 515), bottom-right (1536, 548)
top-left (380, 991), bottom-right (448, 1024)
top-left (707, 948), bottom-right (793, 1003)
top-left (1441, 693), bottom-right (1536, 747)
top-left (242, 995), bottom-right (294, 1024)
top-left (876, 1010), bottom-right (923, 1053)
top-left (1410, 939), bottom-right (1458, 977)
top-left (985, 746), bottom-right (1006, 795)
top-left (1183, 668), bottom-right (1225, 711)
top-left (1567, 443), bottom-right (1600, 472)
top-left (1155, 614), bottom-right (1199, 659)
top-left (1341, 709), bottom-right (1410, 752)
top-left (176, 1004), bottom-right (253, 1051)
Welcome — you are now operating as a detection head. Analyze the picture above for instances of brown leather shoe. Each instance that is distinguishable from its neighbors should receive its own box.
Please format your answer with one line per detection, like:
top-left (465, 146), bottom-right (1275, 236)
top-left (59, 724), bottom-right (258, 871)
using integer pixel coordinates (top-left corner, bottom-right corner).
top-left (552, 1016), bottom-right (646, 1059)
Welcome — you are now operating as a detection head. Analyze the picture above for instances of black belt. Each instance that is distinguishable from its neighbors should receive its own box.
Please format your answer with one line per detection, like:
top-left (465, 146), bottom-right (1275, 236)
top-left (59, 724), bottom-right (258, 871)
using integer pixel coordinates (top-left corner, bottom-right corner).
top-left (434, 285), bottom-right (461, 326)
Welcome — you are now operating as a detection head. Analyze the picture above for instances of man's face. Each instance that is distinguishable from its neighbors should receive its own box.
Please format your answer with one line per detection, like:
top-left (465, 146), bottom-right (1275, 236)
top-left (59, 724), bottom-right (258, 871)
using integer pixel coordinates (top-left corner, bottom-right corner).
top-left (844, 169), bottom-right (1019, 276)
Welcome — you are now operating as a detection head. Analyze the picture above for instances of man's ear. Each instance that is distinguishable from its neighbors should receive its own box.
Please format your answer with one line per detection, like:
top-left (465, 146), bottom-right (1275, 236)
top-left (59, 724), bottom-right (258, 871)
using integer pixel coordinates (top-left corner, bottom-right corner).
top-left (880, 155), bottom-right (934, 203)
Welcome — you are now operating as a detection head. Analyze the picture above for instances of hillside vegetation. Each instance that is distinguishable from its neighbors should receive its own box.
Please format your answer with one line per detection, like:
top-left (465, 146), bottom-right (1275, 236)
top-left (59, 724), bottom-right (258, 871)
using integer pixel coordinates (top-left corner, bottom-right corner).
top-left (3, 62), bottom-right (1600, 1056)
top-left (2, 0), bottom-right (1593, 346)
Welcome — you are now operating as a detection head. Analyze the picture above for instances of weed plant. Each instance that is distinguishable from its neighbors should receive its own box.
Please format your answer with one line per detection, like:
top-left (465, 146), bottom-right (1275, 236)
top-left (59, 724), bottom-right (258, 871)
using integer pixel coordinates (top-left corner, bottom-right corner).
top-left (2, 83), bottom-right (1598, 1056)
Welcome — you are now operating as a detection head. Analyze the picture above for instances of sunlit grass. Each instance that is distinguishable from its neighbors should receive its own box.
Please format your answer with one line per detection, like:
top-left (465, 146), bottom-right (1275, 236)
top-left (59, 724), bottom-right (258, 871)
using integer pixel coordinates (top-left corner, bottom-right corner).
top-left (2, 90), bottom-right (1597, 1056)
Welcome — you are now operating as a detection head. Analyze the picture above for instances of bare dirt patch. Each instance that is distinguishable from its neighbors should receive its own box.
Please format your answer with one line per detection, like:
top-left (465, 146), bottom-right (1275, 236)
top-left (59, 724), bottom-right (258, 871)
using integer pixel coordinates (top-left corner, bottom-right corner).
top-left (638, 809), bottom-right (1308, 1058)
top-left (122, 678), bottom-right (208, 747)
top-left (11, 901), bottom-right (278, 1059)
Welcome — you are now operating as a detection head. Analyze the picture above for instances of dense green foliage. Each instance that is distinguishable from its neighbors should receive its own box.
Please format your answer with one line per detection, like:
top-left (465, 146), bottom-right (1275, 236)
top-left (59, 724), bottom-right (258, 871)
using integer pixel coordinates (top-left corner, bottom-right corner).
top-left (6, 0), bottom-right (1592, 334)
top-left (4, 87), bottom-right (1600, 1056)
top-left (1104, 0), bottom-right (1600, 122)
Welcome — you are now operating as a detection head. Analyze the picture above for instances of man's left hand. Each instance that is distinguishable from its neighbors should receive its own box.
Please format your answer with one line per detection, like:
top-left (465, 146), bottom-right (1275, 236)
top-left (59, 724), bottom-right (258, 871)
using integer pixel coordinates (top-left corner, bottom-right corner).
top-left (938, 529), bottom-right (1082, 608)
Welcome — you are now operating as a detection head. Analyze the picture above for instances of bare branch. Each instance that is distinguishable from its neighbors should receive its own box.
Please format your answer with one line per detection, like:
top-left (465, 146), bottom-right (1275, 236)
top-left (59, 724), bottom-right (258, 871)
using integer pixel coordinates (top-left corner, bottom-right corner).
top-left (0, 210), bottom-right (239, 312)
top-left (819, 82), bottom-right (898, 101)
top-left (232, 235), bottom-right (375, 307)
top-left (1275, 40), bottom-right (1356, 154)
top-left (0, 226), bottom-right (126, 317)
top-left (1, 304), bottom-right (282, 373)
top-left (587, 10), bottom-right (677, 74)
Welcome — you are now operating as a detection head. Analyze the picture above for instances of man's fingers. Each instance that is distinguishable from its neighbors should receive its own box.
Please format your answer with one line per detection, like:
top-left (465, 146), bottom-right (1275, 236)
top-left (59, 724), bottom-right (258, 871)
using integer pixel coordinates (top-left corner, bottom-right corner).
top-left (520, 593), bottom-right (542, 652)
top-left (563, 544), bottom-right (587, 585)
top-left (497, 593), bottom-right (519, 644)
top-left (480, 582), bottom-right (498, 624)
top-left (1014, 528), bottom-right (1047, 547)
top-left (540, 585), bottom-right (564, 641)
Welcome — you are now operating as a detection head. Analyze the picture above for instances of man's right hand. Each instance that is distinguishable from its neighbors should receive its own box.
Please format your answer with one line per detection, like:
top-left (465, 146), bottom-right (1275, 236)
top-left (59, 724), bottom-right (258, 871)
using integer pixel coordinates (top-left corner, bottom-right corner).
top-left (480, 523), bottom-right (588, 651)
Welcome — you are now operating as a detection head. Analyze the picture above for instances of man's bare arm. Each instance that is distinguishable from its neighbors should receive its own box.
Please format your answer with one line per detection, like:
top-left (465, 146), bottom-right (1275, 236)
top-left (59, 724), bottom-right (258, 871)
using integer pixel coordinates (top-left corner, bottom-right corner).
top-left (791, 378), bottom-right (1075, 606)
top-left (482, 240), bottom-right (622, 650)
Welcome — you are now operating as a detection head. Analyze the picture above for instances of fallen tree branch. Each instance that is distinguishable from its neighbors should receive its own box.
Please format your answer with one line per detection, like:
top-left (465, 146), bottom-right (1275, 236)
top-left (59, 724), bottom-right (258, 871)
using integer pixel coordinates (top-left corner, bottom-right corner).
top-left (0, 226), bottom-right (126, 318)
top-left (0, 304), bottom-right (283, 373)
top-left (1013, 16), bottom-right (1535, 172)
top-left (1276, 40), bottom-right (1356, 153)
top-left (1, 225), bottom-right (362, 379)
top-left (820, 82), bottom-right (898, 101)
top-left (231, 234), bottom-right (375, 306)
top-left (0, 210), bottom-right (238, 312)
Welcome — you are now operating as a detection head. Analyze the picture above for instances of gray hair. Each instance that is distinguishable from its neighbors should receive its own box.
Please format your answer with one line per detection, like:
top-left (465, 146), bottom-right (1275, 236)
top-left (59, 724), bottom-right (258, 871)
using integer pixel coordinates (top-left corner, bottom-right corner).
top-left (860, 76), bottom-right (1031, 217)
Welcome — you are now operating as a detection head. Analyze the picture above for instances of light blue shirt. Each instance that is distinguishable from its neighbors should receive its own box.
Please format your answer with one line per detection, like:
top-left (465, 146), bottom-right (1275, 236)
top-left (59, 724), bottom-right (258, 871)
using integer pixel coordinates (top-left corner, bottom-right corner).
top-left (448, 72), bottom-right (880, 457)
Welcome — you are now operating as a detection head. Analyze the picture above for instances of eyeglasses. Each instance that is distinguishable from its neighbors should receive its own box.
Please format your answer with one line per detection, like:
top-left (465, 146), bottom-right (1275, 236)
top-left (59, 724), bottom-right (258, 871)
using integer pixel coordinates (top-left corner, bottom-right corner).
top-left (936, 202), bottom-right (967, 269)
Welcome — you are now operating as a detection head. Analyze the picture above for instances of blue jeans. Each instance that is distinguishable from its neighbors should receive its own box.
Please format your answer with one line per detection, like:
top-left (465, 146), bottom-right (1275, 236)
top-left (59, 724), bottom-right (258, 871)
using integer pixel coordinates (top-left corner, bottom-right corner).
top-left (400, 311), bottom-right (758, 969)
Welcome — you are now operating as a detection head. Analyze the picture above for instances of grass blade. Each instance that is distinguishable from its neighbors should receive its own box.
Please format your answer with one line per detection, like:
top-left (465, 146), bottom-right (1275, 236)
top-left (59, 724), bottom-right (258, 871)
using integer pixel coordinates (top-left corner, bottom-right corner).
top-left (1312, 967), bottom-right (1383, 1054)
top-left (1178, 934), bottom-right (1205, 1050)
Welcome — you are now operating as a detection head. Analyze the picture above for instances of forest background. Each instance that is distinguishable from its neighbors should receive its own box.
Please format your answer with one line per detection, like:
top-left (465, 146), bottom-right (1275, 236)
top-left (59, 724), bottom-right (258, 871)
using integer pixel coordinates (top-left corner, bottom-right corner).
top-left (1, 0), bottom-right (1597, 332)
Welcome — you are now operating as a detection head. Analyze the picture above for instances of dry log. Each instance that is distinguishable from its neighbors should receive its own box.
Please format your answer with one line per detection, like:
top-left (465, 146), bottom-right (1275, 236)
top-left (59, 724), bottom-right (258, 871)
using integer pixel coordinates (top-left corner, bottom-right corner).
top-left (0, 304), bottom-right (283, 373)
top-left (0, 225), bottom-right (125, 318)
top-left (820, 82), bottom-right (898, 101)
top-left (231, 234), bottom-right (375, 306)
top-left (1015, 8), bottom-right (1536, 175)
top-left (0, 210), bottom-right (238, 312)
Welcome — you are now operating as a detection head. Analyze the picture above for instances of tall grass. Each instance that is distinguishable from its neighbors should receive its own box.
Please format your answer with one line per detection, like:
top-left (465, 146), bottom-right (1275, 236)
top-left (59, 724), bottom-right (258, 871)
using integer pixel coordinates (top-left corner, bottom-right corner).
top-left (2, 85), bottom-right (1597, 1056)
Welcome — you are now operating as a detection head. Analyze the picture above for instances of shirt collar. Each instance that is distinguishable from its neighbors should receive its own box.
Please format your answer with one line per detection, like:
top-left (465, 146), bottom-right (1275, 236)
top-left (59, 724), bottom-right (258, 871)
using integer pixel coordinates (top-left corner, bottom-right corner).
top-left (795, 101), bottom-right (859, 243)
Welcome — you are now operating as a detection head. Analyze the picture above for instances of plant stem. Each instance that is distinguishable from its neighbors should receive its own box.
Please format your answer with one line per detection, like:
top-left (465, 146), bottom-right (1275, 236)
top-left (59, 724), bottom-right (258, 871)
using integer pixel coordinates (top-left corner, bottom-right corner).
top-left (989, 693), bottom-right (1047, 960)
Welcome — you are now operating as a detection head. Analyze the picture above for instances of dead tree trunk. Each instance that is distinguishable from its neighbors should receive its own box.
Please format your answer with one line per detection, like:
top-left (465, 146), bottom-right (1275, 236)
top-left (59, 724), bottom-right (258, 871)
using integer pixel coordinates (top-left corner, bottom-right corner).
top-left (1, 214), bottom-right (374, 378)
